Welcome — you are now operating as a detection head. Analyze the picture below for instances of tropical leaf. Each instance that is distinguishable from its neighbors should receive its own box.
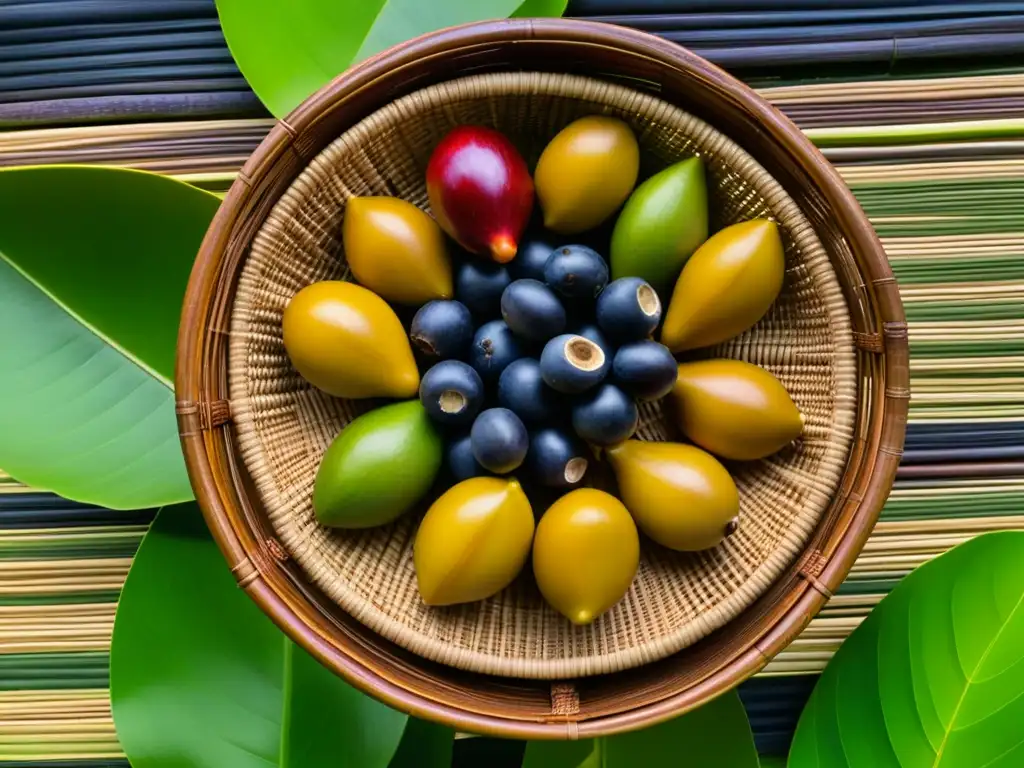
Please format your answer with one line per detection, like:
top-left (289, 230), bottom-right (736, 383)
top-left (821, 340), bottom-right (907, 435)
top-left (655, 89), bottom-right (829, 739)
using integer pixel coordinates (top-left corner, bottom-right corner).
top-left (215, 0), bottom-right (565, 118)
top-left (513, 0), bottom-right (569, 16)
top-left (522, 689), bottom-right (759, 767)
top-left (789, 531), bottom-right (1024, 767)
top-left (389, 717), bottom-right (455, 768)
top-left (111, 503), bottom-right (452, 767)
top-left (0, 166), bottom-right (218, 509)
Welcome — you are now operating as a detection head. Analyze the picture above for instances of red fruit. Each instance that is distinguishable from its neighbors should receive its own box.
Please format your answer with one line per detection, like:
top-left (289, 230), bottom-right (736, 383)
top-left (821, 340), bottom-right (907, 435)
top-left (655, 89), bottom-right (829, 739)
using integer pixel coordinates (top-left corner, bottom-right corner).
top-left (426, 125), bottom-right (534, 264)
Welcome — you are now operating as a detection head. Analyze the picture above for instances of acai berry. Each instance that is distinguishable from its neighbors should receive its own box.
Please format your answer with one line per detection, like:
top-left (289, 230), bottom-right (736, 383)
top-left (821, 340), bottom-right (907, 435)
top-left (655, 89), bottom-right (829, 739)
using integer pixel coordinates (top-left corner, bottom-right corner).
top-left (409, 300), bottom-right (473, 361)
top-left (596, 277), bottom-right (661, 343)
top-left (471, 408), bottom-right (529, 474)
top-left (469, 320), bottom-right (523, 383)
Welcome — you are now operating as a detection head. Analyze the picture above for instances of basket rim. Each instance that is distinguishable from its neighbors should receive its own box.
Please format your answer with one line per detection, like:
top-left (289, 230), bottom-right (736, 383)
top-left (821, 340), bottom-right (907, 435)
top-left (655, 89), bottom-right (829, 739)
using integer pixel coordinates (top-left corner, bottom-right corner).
top-left (176, 17), bottom-right (909, 739)
top-left (230, 68), bottom-right (859, 680)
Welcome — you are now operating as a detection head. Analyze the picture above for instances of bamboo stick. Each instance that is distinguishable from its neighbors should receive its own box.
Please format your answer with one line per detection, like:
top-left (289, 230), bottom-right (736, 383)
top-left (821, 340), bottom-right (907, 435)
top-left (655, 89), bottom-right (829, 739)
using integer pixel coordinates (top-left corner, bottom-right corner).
top-left (759, 72), bottom-right (1024, 104)
top-left (0, 694), bottom-right (108, 705)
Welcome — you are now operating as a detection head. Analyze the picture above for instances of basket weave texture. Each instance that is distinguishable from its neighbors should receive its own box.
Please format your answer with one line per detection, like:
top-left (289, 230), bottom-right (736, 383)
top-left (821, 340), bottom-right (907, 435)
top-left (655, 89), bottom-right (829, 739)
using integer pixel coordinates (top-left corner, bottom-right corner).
top-left (227, 71), bottom-right (856, 679)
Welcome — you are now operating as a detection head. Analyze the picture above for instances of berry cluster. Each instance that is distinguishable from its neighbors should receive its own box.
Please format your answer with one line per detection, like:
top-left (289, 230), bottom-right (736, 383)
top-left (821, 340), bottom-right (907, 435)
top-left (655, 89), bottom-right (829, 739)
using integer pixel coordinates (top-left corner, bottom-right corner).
top-left (412, 237), bottom-right (677, 493)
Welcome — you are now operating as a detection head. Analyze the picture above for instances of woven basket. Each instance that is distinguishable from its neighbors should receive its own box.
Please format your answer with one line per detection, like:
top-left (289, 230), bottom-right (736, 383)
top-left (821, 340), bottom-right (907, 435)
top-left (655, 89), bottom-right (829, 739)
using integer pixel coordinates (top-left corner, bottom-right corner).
top-left (177, 19), bottom-right (908, 737)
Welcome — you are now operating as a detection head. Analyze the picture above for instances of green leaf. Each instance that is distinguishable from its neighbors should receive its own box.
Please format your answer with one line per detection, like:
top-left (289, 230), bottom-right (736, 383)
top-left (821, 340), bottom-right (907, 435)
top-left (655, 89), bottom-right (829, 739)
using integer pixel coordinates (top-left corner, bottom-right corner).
top-left (789, 531), bottom-right (1024, 768)
top-left (513, 0), bottom-right (569, 16)
top-left (388, 717), bottom-right (455, 768)
top-left (522, 740), bottom-right (596, 768)
top-left (0, 166), bottom-right (219, 509)
top-left (215, 0), bottom-right (559, 118)
top-left (110, 503), bottom-right (416, 767)
top-left (522, 690), bottom-right (758, 767)
top-left (352, 0), bottom-right (523, 63)
top-left (759, 758), bottom-right (787, 768)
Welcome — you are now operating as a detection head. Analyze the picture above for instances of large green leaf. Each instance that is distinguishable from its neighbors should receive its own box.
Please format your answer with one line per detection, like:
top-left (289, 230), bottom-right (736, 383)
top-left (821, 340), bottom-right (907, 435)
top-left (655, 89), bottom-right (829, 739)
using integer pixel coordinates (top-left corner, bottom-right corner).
top-left (789, 531), bottom-right (1024, 768)
top-left (111, 503), bottom-right (453, 767)
top-left (513, 0), bottom-right (569, 16)
top-left (215, 0), bottom-right (563, 118)
top-left (389, 717), bottom-right (455, 768)
top-left (0, 166), bottom-right (218, 509)
top-left (522, 689), bottom-right (759, 767)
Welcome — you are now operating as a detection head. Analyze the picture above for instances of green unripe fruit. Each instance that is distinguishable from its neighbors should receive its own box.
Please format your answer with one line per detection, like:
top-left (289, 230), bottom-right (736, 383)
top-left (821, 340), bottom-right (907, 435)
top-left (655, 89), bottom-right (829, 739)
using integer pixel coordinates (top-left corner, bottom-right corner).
top-left (313, 400), bottom-right (442, 529)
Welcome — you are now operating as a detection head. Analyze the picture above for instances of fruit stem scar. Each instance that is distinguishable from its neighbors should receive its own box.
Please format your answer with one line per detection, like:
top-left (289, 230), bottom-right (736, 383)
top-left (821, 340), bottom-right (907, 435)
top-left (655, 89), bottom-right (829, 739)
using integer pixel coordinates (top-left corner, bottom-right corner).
top-left (565, 336), bottom-right (605, 372)
top-left (439, 390), bottom-right (466, 414)
top-left (564, 457), bottom-right (588, 483)
top-left (491, 234), bottom-right (517, 263)
top-left (724, 517), bottom-right (740, 537)
top-left (637, 284), bottom-right (660, 316)
top-left (411, 335), bottom-right (435, 355)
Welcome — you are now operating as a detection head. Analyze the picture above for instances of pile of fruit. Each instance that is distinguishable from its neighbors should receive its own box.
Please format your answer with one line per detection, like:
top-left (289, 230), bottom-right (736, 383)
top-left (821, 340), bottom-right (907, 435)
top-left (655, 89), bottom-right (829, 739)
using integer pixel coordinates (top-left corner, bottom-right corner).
top-left (282, 116), bottom-right (804, 627)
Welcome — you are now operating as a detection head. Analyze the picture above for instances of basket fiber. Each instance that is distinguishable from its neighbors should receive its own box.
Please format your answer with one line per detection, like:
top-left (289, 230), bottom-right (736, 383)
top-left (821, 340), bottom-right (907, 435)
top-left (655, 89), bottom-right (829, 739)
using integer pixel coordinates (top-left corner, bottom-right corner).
top-left (231, 70), bottom-right (854, 679)
top-left (177, 19), bottom-right (908, 737)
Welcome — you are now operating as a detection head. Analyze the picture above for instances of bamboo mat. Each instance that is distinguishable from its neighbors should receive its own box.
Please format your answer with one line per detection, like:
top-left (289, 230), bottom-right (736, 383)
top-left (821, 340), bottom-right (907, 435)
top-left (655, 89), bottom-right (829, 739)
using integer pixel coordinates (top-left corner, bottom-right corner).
top-left (3, 5), bottom-right (1024, 763)
top-left (0, 0), bottom-right (264, 128)
top-left (0, 495), bottom-right (149, 765)
top-left (6, 0), bottom-right (1024, 127)
top-left (5, 477), bottom-right (1019, 758)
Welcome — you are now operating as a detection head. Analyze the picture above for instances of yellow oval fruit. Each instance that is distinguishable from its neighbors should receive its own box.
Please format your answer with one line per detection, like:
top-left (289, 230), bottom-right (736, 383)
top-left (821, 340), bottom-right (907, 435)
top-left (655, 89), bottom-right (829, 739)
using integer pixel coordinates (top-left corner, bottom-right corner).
top-left (342, 196), bottom-right (453, 305)
top-left (282, 280), bottom-right (419, 399)
top-left (670, 359), bottom-right (803, 461)
top-left (535, 116), bottom-right (640, 235)
top-left (533, 488), bottom-right (639, 625)
top-left (606, 440), bottom-right (739, 552)
top-left (661, 218), bottom-right (784, 353)
top-left (414, 477), bottom-right (534, 606)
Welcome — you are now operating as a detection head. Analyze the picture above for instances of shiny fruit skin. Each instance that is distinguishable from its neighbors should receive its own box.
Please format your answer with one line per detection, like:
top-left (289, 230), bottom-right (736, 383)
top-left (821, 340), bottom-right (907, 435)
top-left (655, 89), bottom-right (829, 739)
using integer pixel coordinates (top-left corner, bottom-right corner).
top-left (456, 260), bottom-right (511, 321)
top-left (612, 340), bottom-right (677, 401)
top-left (610, 156), bottom-right (708, 298)
top-left (414, 477), bottom-right (534, 606)
top-left (409, 300), bottom-right (473, 362)
top-left (497, 358), bottom-right (561, 425)
top-left (527, 428), bottom-right (589, 489)
top-left (661, 219), bottom-right (785, 353)
top-left (670, 359), bottom-right (802, 460)
top-left (540, 334), bottom-right (609, 394)
top-left (509, 232), bottom-right (556, 281)
top-left (501, 279), bottom-right (567, 342)
top-left (571, 383), bottom-right (638, 446)
top-left (282, 280), bottom-right (418, 399)
top-left (445, 433), bottom-right (488, 482)
top-left (544, 244), bottom-right (609, 300)
top-left (471, 407), bottom-right (529, 474)
top-left (595, 277), bottom-right (661, 343)
top-left (418, 360), bottom-right (484, 428)
top-left (607, 440), bottom-right (739, 552)
top-left (470, 319), bottom-right (523, 383)
top-left (341, 196), bottom-right (453, 305)
top-left (533, 488), bottom-right (639, 624)
top-left (535, 116), bottom-right (640, 235)
top-left (313, 401), bottom-right (441, 528)
top-left (426, 125), bottom-right (534, 263)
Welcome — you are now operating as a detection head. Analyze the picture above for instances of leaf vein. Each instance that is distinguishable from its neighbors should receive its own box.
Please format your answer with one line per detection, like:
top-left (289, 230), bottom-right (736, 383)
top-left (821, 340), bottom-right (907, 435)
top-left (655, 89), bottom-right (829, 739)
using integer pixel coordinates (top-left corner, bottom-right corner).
top-left (0, 247), bottom-right (173, 389)
top-left (933, 587), bottom-right (1024, 766)
top-left (977, 737), bottom-right (1024, 768)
